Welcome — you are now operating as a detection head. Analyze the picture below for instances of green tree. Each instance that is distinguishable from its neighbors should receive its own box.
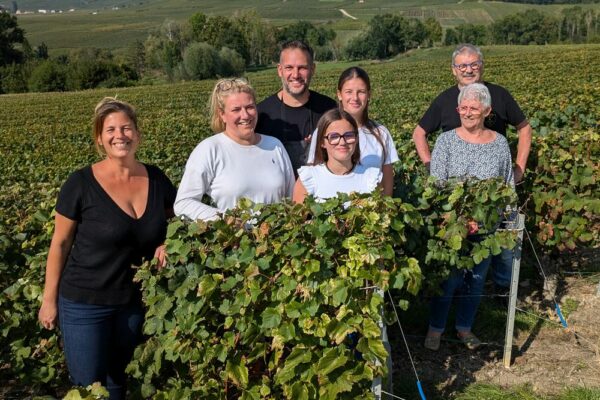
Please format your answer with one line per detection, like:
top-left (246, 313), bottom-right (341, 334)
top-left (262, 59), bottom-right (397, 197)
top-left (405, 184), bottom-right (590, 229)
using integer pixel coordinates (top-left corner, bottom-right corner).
top-left (408, 18), bottom-right (428, 49)
top-left (189, 12), bottom-right (207, 42)
top-left (424, 17), bottom-right (443, 46)
top-left (232, 10), bottom-right (277, 66)
top-left (0, 12), bottom-right (26, 66)
top-left (33, 42), bottom-right (48, 60)
top-left (181, 42), bottom-right (220, 80)
top-left (195, 16), bottom-right (249, 64)
top-left (367, 14), bottom-right (411, 58)
top-left (455, 23), bottom-right (488, 45)
top-left (0, 62), bottom-right (28, 93)
top-left (444, 28), bottom-right (459, 45)
top-left (28, 59), bottom-right (68, 92)
top-left (218, 47), bottom-right (245, 77)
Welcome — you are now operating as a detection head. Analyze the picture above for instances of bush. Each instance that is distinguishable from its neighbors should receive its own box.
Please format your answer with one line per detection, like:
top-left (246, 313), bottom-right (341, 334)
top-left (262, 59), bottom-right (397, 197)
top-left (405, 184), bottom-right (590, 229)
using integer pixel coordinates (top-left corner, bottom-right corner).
top-left (181, 42), bottom-right (220, 81)
top-left (28, 60), bottom-right (68, 93)
top-left (218, 47), bottom-right (245, 77)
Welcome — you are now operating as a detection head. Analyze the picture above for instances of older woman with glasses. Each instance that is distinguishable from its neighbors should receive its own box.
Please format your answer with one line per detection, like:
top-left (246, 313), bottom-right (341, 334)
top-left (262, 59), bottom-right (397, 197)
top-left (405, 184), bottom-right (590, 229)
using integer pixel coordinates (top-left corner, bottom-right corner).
top-left (293, 108), bottom-right (381, 203)
top-left (424, 82), bottom-right (514, 351)
top-left (175, 78), bottom-right (295, 221)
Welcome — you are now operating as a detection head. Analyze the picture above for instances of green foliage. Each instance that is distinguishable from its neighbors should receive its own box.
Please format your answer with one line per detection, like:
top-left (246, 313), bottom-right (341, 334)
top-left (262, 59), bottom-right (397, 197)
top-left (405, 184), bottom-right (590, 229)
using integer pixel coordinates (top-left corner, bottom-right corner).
top-left (63, 383), bottom-right (109, 400)
top-left (28, 59), bottom-right (68, 92)
top-left (218, 47), bottom-right (246, 77)
top-left (0, 12), bottom-right (26, 66)
top-left (180, 42), bottom-right (220, 81)
top-left (523, 129), bottom-right (599, 252)
top-left (128, 193), bottom-right (424, 398)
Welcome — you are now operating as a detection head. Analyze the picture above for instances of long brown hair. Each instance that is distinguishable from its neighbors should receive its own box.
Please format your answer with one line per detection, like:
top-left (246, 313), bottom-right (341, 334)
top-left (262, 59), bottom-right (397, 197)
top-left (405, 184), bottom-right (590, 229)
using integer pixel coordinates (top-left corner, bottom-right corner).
top-left (312, 108), bottom-right (360, 166)
top-left (337, 66), bottom-right (387, 167)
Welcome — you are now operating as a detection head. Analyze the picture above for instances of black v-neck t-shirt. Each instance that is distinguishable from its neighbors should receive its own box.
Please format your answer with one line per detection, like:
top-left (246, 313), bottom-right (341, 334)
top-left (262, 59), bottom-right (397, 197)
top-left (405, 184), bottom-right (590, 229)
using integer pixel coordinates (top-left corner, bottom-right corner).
top-left (56, 164), bottom-right (176, 305)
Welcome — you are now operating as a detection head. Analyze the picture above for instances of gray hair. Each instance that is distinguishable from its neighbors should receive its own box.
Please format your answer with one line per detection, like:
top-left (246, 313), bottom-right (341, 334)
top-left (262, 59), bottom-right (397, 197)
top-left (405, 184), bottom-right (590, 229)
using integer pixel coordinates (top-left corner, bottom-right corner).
top-left (452, 43), bottom-right (483, 64)
top-left (458, 83), bottom-right (492, 109)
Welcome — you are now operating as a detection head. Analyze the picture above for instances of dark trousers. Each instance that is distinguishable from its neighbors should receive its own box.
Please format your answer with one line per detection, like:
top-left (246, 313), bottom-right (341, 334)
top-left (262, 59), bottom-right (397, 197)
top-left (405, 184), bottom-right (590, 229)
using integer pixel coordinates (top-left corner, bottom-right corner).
top-left (59, 295), bottom-right (144, 400)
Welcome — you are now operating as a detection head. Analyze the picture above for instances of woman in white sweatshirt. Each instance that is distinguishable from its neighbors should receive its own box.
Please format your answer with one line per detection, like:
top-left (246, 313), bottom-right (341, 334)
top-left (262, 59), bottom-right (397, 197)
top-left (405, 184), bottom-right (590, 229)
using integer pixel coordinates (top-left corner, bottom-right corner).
top-left (175, 78), bottom-right (295, 221)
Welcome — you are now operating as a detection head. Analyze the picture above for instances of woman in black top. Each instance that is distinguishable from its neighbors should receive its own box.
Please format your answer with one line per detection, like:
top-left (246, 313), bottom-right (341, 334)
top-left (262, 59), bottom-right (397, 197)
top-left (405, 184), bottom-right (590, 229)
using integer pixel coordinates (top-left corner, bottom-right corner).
top-left (38, 98), bottom-right (176, 399)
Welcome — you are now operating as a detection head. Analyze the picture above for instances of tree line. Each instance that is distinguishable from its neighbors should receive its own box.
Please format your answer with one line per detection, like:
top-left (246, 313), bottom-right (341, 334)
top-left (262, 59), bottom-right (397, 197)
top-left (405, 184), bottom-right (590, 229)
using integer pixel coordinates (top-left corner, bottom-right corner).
top-left (0, 6), bottom-right (598, 94)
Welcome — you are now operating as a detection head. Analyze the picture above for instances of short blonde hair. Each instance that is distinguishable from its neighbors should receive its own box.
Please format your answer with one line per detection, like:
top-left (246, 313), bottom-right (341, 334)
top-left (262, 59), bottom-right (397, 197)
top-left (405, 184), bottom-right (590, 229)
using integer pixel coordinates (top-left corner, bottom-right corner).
top-left (92, 97), bottom-right (139, 154)
top-left (209, 78), bottom-right (256, 133)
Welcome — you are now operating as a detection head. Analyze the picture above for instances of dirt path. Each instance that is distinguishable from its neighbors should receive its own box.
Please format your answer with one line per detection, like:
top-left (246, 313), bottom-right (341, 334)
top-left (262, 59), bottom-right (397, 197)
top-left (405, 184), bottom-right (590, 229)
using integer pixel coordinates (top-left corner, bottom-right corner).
top-left (391, 276), bottom-right (600, 398)
top-left (339, 8), bottom-right (358, 20)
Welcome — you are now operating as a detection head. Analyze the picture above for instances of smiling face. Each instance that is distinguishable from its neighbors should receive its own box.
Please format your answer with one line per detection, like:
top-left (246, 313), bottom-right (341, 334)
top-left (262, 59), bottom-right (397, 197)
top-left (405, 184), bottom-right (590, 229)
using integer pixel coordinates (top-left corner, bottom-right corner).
top-left (98, 111), bottom-right (140, 159)
top-left (457, 98), bottom-right (490, 130)
top-left (277, 48), bottom-right (314, 98)
top-left (337, 77), bottom-right (370, 125)
top-left (452, 51), bottom-right (484, 88)
top-left (219, 91), bottom-right (258, 145)
top-left (321, 119), bottom-right (357, 165)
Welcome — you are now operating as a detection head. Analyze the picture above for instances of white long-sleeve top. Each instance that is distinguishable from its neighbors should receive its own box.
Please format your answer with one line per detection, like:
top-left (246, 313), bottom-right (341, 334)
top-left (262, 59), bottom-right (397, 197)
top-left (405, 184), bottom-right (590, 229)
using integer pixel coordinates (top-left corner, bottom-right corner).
top-left (174, 133), bottom-right (295, 221)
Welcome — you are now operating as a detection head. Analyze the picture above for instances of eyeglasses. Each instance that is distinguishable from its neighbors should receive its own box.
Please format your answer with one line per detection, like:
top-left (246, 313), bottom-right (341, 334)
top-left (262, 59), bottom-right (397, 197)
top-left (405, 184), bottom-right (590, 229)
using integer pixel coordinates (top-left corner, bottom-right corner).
top-left (452, 61), bottom-right (483, 72)
top-left (325, 131), bottom-right (357, 145)
top-left (456, 106), bottom-right (484, 115)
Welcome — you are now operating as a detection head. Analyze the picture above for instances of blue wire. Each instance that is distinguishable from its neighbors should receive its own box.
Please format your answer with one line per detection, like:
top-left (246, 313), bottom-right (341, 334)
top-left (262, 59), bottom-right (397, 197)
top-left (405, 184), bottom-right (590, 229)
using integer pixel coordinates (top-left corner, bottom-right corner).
top-left (417, 380), bottom-right (427, 400)
top-left (555, 303), bottom-right (568, 328)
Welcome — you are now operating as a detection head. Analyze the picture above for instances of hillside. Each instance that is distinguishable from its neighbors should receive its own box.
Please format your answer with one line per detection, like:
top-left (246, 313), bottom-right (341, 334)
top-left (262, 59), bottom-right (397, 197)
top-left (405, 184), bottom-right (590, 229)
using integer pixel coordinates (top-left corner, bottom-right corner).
top-left (13, 0), bottom-right (600, 54)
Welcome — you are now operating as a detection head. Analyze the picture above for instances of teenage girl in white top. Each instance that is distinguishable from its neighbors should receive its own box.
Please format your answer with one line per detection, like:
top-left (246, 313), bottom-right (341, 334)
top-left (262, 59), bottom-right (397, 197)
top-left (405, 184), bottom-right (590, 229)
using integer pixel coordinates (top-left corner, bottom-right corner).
top-left (293, 108), bottom-right (381, 203)
top-left (307, 66), bottom-right (399, 195)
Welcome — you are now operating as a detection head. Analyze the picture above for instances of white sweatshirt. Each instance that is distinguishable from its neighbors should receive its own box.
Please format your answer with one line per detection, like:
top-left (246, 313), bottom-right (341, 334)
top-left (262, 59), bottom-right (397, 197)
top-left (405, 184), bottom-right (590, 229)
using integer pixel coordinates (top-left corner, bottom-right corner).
top-left (174, 133), bottom-right (295, 221)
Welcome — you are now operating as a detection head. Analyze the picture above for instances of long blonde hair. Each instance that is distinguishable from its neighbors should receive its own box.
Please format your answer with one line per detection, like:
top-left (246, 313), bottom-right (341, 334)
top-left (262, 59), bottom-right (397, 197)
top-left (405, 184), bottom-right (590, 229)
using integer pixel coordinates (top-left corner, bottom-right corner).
top-left (209, 78), bottom-right (256, 133)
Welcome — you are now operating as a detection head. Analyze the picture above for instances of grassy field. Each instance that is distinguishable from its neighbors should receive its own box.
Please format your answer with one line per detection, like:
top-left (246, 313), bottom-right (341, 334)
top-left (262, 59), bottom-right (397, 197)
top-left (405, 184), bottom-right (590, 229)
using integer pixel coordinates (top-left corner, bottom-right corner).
top-left (14, 0), bottom-right (600, 54)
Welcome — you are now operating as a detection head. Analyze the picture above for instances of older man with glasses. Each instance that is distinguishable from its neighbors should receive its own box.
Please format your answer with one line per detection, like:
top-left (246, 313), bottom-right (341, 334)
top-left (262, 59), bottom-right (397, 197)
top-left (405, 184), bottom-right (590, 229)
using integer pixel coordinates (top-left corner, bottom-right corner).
top-left (412, 43), bottom-right (532, 301)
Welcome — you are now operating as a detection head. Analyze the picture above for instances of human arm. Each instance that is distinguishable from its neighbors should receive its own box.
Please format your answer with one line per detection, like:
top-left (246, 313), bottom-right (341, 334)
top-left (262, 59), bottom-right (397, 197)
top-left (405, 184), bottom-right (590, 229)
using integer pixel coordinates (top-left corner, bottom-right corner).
top-left (412, 124), bottom-right (432, 169)
top-left (173, 144), bottom-right (220, 221)
top-left (292, 179), bottom-right (308, 204)
top-left (514, 121), bottom-right (532, 183)
top-left (38, 213), bottom-right (77, 330)
top-left (381, 164), bottom-right (394, 196)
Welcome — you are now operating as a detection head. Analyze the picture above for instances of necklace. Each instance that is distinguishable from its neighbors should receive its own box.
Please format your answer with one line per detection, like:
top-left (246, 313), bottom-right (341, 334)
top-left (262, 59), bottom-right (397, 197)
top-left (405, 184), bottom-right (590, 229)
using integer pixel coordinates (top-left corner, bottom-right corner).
top-left (325, 162), bottom-right (354, 176)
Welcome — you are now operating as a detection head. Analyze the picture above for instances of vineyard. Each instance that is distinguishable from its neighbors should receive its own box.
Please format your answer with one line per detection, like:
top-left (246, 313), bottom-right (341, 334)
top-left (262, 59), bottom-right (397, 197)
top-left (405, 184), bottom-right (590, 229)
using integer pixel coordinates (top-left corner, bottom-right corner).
top-left (0, 44), bottom-right (598, 399)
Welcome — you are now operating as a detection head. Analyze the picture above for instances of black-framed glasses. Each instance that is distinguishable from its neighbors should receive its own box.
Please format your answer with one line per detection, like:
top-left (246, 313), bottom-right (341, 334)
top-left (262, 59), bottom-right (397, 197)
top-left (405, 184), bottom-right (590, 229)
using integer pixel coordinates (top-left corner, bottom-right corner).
top-left (452, 61), bottom-right (483, 72)
top-left (325, 131), bottom-right (357, 145)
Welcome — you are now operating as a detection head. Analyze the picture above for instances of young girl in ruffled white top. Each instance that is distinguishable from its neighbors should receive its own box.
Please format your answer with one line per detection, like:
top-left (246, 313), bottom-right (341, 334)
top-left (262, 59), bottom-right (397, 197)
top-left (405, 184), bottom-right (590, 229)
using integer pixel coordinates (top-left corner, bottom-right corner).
top-left (293, 108), bottom-right (382, 203)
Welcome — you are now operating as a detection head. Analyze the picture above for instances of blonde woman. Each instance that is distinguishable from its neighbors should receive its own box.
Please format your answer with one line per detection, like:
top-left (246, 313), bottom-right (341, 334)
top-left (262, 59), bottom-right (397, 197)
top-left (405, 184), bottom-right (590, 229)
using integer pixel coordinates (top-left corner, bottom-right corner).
top-left (175, 78), bottom-right (295, 221)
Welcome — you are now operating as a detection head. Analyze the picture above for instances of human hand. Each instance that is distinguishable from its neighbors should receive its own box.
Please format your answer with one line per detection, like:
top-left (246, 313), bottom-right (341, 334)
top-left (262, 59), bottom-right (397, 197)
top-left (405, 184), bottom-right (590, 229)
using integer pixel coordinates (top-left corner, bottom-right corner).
top-left (38, 300), bottom-right (58, 330)
top-left (154, 244), bottom-right (167, 269)
top-left (514, 165), bottom-right (524, 183)
top-left (467, 220), bottom-right (479, 235)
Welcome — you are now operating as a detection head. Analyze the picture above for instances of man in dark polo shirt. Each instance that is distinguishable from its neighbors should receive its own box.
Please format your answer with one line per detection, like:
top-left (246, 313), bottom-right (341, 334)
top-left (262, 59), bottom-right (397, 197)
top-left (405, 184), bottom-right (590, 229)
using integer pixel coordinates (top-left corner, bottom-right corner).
top-left (256, 40), bottom-right (337, 173)
top-left (412, 43), bottom-right (532, 295)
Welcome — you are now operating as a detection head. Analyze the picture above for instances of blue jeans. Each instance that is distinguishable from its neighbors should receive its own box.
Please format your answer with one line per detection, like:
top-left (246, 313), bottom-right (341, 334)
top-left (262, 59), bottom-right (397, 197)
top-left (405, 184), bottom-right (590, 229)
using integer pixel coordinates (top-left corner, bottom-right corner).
top-left (58, 295), bottom-right (144, 400)
top-left (429, 255), bottom-right (492, 333)
top-left (491, 248), bottom-right (513, 288)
